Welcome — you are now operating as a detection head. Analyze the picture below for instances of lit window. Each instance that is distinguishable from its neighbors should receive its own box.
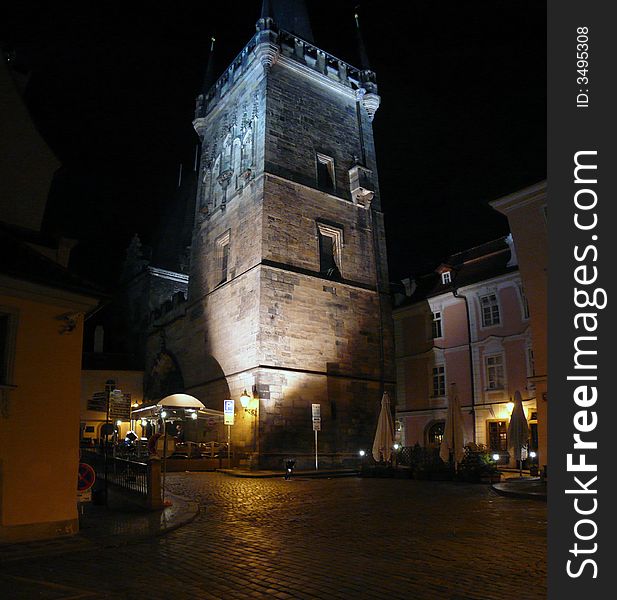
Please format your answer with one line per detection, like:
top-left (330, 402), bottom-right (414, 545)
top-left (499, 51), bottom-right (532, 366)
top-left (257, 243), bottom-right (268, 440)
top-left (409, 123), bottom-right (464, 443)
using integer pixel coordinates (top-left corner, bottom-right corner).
top-left (427, 421), bottom-right (445, 446)
top-left (488, 421), bottom-right (508, 451)
top-left (317, 222), bottom-right (343, 280)
top-left (432, 365), bottom-right (446, 397)
top-left (441, 271), bottom-right (451, 284)
top-left (485, 354), bottom-right (505, 390)
top-left (216, 230), bottom-right (231, 284)
top-left (480, 293), bottom-right (500, 326)
top-left (316, 153), bottom-right (335, 191)
top-left (431, 311), bottom-right (442, 338)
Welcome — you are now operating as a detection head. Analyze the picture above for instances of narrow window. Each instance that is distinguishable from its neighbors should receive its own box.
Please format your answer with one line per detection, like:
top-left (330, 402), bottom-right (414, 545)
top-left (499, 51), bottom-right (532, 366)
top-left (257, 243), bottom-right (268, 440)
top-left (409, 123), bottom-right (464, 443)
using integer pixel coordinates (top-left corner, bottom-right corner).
top-left (317, 222), bottom-right (343, 280)
top-left (519, 286), bottom-right (530, 319)
top-left (432, 365), bottom-right (446, 397)
top-left (480, 293), bottom-right (500, 326)
top-left (485, 354), bottom-right (505, 389)
top-left (94, 325), bottom-right (105, 353)
top-left (431, 311), bottom-right (442, 338)
top-left (441, 271), bottom-right (451, 285)
top-left (216, 231), bottom-right (231, 284)
top-left (316, 153), bottom-right (335, 191)
top-left (0, 314), bottom-right (9, 385)
top-left (527, 347), bottom-right (536, 377)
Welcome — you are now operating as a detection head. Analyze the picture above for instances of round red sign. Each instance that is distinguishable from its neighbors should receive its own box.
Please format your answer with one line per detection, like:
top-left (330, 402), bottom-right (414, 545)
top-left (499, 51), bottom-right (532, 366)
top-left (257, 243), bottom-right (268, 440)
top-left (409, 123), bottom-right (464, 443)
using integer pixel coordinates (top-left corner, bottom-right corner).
top-left (77, 462), bottom-right (96, 491)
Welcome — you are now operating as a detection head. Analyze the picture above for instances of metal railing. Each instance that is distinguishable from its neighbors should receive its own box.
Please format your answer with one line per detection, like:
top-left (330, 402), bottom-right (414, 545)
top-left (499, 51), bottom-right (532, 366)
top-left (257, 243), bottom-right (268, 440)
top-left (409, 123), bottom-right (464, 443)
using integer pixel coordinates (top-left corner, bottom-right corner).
top-left (81, 448), bottom-right (162, 509)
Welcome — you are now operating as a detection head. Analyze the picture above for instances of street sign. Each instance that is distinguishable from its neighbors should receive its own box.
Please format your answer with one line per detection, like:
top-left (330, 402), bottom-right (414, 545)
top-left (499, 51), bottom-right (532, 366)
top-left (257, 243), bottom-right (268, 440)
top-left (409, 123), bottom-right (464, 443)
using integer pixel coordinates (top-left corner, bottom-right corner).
top-left (311, 403), bottom-right (320, 418)
top-left (224, 399), bottom-right (235, 425)
top-left (312, 417), bottom-right (321, 431)
top-left (109, 388), bottom-right (131, 421)
top-left (77, 489), bottom-right (92, 503)
top-left (77, 462), bottom-right (96, 492)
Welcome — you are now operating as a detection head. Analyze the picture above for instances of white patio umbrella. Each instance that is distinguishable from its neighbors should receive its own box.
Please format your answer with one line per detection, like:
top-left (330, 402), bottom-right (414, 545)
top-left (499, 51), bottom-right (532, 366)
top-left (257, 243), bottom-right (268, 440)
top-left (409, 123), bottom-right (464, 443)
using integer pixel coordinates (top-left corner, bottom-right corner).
top-left (440, 383), bottom-right (465, 469)
top-left (372, 391), bottom-right (395, 463)
top-left (507, 390), bottom-right (529, 477)
top-left (158, 394), bottom-right (205, 505)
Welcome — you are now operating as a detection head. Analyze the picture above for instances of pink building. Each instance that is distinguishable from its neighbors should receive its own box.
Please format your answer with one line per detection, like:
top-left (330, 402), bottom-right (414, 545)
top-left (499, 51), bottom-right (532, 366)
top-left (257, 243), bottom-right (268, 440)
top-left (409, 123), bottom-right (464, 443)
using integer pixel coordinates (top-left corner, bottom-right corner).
top-left (393, 237), bottom-right (537, 465)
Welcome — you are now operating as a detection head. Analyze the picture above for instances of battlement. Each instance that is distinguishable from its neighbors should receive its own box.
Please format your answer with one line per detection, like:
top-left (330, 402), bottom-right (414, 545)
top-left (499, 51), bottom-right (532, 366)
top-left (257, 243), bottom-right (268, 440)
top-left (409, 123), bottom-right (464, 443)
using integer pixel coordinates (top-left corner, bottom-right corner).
top-left (195, 28), bottom-right (378, 122)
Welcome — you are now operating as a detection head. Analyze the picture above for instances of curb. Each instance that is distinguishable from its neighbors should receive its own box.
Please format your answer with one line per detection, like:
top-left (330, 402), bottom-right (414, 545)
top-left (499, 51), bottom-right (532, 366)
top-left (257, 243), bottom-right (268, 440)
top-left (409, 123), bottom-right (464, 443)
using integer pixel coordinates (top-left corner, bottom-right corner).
top-left (491, 483), bottom-right (547, 501)
top-left (216, 469), bottom-right (360, 479)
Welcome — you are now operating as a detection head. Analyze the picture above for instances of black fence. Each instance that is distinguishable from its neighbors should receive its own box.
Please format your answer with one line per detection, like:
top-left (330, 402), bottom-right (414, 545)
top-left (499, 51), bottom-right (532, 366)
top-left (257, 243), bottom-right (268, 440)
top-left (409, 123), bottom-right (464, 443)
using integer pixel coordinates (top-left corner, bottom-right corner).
top-left (81, 448), bottom-right (160, 508)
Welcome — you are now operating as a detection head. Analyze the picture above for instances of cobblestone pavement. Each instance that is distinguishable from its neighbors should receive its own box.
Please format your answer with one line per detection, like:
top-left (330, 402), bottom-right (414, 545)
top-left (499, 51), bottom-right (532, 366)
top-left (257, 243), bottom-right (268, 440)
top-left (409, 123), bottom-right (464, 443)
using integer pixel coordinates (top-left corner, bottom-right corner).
top-left (0, 473), bottom-right (546, 599)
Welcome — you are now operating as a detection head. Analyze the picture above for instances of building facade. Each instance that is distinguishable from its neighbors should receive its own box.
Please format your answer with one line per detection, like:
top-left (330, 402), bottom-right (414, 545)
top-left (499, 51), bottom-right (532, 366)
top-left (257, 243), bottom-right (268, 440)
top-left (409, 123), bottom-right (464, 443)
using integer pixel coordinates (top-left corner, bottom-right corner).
top-left (394, 237), bottom-right (537, 465)
top-left (142, 5), bottom-right (394, 468)
top-left (491, 181), bottom-right (547, 473)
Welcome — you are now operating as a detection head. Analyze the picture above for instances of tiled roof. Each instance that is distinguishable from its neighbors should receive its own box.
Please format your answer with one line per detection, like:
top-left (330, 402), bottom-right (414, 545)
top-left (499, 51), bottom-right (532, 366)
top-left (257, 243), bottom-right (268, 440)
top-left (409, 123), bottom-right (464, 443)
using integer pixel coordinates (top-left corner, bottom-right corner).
top-left (397, 237), bottom-right (516, 305)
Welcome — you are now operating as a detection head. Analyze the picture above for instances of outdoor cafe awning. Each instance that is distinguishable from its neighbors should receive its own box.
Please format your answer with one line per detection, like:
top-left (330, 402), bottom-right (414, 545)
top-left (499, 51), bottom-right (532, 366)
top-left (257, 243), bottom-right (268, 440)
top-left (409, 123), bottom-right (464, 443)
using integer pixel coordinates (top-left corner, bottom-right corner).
top-left (132, 401), bottom-right (224, 422)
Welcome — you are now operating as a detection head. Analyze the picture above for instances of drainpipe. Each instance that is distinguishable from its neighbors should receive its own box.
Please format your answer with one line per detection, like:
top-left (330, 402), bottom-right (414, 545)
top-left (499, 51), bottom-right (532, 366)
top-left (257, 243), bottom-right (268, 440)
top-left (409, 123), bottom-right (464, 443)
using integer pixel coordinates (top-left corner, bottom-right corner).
top-left (452, 289), bottom-right (476, 443)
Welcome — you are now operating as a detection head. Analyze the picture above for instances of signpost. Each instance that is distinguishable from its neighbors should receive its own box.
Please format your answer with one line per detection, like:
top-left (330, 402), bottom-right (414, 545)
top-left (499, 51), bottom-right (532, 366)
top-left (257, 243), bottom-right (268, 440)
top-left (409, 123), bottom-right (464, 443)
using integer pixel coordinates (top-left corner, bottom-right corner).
top-left (77, 462), bottom-right (96, 514)
top-left (312, 404), bottom-right (321, 470)
top-left (224, 399), bottom-right (234, 468)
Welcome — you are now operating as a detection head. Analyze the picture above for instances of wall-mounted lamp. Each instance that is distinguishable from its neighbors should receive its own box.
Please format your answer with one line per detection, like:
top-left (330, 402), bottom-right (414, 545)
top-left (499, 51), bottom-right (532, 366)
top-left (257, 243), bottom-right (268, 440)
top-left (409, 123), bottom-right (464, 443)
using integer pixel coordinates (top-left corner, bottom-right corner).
top-left (240, 389), bottom-right (257, 416)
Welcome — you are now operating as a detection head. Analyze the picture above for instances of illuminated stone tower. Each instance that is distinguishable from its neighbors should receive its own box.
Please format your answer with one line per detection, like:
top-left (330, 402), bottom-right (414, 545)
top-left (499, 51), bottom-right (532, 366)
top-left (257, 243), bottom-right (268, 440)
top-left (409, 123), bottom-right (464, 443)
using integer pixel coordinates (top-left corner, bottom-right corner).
top-left (154, 2), bottom-right (394, 468)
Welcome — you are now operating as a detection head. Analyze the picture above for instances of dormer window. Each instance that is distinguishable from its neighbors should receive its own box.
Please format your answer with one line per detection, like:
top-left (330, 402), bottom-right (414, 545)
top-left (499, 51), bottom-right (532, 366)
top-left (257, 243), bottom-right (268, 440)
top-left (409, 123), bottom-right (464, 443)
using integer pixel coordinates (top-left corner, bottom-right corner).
top-left (441, 271), bottom-right (451, 285)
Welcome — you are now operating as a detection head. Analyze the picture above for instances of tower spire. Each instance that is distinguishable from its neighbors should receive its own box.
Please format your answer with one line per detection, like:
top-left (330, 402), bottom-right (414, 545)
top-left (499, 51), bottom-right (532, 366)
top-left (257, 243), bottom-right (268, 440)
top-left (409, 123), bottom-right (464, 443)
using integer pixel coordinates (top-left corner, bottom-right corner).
top-left (201, 35), bottom-right (216, 95)
top-left (353, 6), bottom-right (381, 122)
top-left (256, 0), bottom-right (276, 32)
top-left (354, 7), bottom-right (370, 71)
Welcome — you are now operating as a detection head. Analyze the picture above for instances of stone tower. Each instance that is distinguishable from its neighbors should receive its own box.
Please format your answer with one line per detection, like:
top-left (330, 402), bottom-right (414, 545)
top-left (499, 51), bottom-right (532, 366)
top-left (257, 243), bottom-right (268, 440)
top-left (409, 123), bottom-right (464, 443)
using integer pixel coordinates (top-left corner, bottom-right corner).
top-left (150, 2), bottom-right (394, 468)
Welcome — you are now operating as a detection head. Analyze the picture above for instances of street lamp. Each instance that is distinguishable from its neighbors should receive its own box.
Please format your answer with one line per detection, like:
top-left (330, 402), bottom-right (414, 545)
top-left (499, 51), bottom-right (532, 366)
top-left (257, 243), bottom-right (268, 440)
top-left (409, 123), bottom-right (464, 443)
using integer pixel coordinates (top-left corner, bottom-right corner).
top-left (240, 389), bottom-right (257, 416)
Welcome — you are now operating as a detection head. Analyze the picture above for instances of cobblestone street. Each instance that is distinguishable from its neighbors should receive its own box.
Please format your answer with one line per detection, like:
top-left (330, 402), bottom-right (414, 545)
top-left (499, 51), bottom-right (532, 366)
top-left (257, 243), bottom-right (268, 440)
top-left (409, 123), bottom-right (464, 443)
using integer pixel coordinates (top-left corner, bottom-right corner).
top-left (1, 473), bottom-right (546, 599)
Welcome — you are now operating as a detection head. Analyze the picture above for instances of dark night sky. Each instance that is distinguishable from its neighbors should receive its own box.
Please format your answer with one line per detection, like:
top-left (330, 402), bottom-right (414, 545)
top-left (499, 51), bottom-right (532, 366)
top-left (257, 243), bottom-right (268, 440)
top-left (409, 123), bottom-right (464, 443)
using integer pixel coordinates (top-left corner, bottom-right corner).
top-left (3, 1), bottom-right (546, 285)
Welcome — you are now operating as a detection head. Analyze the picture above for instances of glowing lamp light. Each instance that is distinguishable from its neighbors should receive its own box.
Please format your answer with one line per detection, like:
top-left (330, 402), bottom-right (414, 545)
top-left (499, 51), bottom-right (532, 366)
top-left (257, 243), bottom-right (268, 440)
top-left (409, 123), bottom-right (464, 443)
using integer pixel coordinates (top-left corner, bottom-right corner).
top-left (240, 389), bottom-right (251, 409)
top-left (530, 451), bottom-right (537, 458)
top-left (492, 453), bottom-right (500, 461)
top-left (506, 402), bottom-right (514, 413)
top-left (191, 412), bottom-right (198, 420)
top-left (393, 443), bottom-right (400, 451)
top-left (359, 450), bottom-right (366, 457)
top-left (116, 420), bottom-right (122, 427)
top-left (161, 411), bottom-right (167, 419)
top-left (141, 419), bottom-right (147, 427)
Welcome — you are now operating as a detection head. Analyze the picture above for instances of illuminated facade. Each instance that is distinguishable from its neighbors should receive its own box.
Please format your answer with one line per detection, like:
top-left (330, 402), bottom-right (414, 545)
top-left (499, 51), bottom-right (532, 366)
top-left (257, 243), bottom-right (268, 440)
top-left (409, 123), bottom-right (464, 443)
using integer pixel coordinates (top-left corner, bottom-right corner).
top-left (490, 182), bottom-right (547, 473)
top-left (145, 4), bottom-right (394, 468)
top-left (393, 237), bottom-right (537, 465)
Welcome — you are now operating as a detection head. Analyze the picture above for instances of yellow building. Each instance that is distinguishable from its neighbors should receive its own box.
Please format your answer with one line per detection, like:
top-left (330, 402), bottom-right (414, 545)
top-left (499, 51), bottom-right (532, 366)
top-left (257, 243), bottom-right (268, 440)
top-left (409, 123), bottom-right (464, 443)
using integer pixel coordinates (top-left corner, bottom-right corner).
top-left (491, 182), bottom-right (547, 475)
top-left (1, 54), bottom-right (101, 543)
top-left (0, 232), bottom-right (100, 543)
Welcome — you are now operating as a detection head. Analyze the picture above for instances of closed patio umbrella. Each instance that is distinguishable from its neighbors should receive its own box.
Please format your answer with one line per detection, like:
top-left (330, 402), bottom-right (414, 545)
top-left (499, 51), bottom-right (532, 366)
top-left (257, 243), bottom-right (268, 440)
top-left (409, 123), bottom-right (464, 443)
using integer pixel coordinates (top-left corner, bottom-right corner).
top-left (372, 391), bottom-right (394, 463)
top-left (440, 383), bottom-right (465, 469)
top-left (507, 390), bottom-right (529, 477)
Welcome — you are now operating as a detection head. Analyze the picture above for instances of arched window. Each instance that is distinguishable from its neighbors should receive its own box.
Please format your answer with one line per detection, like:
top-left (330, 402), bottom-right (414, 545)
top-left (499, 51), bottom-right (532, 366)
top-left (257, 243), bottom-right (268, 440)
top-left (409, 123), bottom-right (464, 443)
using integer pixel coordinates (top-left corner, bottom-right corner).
top-left (426, 421), bottom-right (445, 447)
